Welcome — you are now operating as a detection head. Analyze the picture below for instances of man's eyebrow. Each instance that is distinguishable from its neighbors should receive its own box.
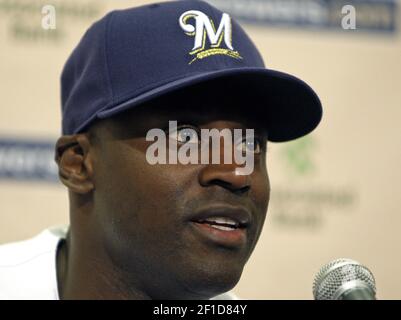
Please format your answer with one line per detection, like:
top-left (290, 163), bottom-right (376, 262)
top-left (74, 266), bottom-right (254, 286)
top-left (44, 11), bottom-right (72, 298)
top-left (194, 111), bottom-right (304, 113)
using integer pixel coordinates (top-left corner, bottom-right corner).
top-left (170, 115), bottom-right (268, 132)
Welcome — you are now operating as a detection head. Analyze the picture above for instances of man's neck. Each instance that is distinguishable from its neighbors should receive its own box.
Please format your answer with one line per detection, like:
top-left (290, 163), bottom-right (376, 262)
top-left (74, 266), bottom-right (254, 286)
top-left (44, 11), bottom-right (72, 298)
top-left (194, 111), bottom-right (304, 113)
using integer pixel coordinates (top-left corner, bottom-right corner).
top-left (56, 233), bottom-right (151, 300)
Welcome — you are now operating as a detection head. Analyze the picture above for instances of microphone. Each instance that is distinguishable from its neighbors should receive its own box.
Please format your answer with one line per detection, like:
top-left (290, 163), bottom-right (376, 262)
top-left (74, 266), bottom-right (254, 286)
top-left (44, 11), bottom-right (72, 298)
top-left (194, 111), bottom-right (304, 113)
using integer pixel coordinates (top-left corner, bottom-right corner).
top-left (313, 258), bottom-right (376, 300)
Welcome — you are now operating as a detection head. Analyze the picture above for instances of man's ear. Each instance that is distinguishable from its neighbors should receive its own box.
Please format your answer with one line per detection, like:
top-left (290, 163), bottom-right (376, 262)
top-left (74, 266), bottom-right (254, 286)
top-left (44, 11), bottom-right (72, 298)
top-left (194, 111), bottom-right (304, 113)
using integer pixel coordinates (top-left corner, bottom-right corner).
top-left (55, 134), bottom-right (94, 194)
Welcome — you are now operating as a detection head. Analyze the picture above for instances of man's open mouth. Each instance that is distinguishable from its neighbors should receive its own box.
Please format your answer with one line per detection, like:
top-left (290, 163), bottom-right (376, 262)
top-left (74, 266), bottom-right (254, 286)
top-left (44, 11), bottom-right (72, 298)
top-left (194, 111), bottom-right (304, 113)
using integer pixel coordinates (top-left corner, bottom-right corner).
top-left (193, 216), bottom-right (243, 231)
top-left (188, 205), bottom-right (251, 248)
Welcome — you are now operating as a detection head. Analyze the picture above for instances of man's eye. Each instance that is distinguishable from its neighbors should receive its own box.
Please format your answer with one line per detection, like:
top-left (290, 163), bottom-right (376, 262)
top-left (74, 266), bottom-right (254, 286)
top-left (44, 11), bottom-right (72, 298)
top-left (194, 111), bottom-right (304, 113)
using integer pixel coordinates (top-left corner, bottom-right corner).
top-left (236, 138), bottom-right (261, 154)
top-left (170, 126), bottom-right (200, 144)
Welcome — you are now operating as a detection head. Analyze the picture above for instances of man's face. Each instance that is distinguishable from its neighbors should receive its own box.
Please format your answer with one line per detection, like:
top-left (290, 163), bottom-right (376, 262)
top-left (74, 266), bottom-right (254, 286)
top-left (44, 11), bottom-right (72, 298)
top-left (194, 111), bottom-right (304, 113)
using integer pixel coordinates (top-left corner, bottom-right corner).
top-left (89, 89), bottom-right (270, 299)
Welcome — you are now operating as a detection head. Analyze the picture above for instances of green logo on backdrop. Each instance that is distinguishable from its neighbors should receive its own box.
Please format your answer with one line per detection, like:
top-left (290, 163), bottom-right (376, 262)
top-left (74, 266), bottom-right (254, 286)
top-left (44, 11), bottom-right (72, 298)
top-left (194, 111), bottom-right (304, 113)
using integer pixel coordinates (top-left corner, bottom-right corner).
top-left (281, 136), bottom-right (316, 176)
top-left (272, 135), bottom-right (356, 230)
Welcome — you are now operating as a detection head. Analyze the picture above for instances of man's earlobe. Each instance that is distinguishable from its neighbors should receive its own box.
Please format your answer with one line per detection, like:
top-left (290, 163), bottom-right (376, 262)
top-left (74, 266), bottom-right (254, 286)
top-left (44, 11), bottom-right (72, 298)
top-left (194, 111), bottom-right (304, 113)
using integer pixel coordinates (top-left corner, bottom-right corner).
top-left (55, 134), bottom-right (94, 194)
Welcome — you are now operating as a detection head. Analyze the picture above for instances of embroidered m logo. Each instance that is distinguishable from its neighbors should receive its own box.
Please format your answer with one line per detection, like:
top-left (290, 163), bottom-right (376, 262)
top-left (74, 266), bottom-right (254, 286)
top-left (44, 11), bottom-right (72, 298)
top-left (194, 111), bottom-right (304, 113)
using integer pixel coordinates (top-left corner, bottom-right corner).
top-left (179, 10), bottom-right (242, 64)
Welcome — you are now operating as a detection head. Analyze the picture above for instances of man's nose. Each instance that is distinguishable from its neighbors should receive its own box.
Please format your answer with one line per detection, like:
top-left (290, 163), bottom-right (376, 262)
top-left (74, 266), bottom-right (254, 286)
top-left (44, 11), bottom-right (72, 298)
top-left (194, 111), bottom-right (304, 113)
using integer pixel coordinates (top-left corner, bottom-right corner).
top-left (198, 163), bottom-right (251, 194)
top-left (197, 132), bottom-right (252, 193)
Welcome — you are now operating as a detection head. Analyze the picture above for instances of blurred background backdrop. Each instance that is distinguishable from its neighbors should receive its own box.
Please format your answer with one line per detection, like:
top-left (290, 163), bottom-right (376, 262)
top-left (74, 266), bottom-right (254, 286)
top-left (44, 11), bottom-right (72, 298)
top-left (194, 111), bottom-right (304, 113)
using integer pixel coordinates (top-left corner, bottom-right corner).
top-left (0, 0), bottom-right (400, 299)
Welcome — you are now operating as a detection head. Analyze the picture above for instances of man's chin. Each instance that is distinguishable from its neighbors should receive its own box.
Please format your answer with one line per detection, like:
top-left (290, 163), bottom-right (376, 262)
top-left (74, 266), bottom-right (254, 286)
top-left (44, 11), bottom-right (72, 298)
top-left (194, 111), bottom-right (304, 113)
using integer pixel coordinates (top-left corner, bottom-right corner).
top-left (176, 265), bottom-right (243, 299)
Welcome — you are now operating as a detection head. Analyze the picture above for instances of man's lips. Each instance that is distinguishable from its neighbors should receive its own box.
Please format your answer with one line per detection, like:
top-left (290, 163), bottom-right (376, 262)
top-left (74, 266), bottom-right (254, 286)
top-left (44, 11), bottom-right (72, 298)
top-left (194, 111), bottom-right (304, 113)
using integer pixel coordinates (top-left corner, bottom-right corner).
top-left (188, 205), bottom-right (251, 227)
top-left (187, 205), bottom-right (252, 248)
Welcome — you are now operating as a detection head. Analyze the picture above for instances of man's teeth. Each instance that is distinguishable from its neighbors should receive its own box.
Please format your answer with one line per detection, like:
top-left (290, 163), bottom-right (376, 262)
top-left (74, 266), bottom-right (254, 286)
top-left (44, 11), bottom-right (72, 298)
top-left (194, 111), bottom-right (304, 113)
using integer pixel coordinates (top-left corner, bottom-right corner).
top-left (205, 217), bottom-right (238, 225)
top-left (208, 224), bottom-right (236, 231)
top-left (200, 217), bottom-right (239, 229)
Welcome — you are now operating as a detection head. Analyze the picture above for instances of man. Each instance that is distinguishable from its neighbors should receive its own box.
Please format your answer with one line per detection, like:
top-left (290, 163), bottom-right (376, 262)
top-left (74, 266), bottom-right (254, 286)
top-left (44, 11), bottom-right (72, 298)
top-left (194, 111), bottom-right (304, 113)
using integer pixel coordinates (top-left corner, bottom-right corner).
top-left (0, 0), bottom-right (322, 299)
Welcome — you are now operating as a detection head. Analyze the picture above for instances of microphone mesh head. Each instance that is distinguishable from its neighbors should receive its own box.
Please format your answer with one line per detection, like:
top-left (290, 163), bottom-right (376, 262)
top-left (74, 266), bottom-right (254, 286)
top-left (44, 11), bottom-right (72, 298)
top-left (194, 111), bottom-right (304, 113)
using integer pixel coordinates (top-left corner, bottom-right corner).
top-left (313, 258), bottom-right (376, 300)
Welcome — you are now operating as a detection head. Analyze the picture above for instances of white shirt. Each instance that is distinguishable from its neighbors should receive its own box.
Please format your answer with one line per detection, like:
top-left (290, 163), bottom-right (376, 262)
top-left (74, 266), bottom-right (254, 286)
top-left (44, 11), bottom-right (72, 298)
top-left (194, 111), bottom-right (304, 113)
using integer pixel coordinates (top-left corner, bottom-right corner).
top-left (0, 226), bottom-right (238, 300)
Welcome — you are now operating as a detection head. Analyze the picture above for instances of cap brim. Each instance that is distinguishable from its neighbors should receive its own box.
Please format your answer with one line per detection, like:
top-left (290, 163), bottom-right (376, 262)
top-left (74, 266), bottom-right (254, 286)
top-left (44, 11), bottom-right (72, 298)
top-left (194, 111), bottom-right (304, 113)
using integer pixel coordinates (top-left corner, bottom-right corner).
top-left (96, 67), bottom-right (322, 142)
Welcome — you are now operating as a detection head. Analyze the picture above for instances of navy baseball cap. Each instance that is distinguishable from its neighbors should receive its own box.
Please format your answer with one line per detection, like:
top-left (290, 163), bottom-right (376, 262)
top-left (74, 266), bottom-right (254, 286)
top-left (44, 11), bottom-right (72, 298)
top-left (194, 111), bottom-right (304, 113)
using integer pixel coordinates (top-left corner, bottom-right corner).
top-left (61, 0), bottom-right (322, 142)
